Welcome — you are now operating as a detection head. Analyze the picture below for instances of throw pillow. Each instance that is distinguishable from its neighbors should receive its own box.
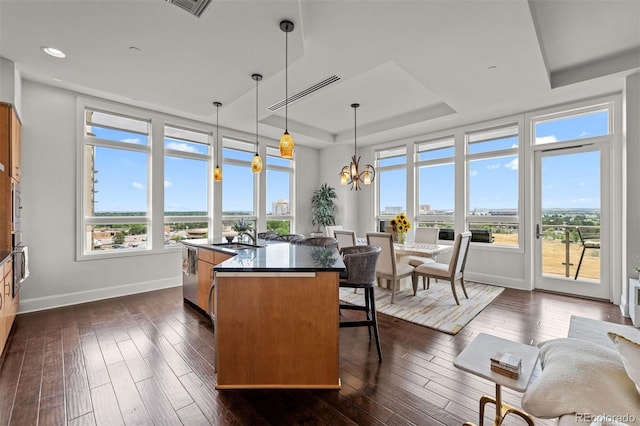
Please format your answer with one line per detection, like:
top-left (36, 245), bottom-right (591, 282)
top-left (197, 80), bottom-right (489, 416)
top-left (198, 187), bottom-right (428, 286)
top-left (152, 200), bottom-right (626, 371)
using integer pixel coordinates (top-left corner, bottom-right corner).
top-left (521, 338), bottom-right (640, 418)
top-left (608, 332), bottom-right (640, 394)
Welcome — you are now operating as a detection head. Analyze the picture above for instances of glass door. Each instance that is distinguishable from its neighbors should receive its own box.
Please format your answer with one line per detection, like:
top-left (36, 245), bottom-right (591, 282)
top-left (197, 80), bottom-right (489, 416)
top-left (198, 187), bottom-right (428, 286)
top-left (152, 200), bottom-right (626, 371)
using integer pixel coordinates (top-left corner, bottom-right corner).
top-left (533, 144), bottom-right (609, 299)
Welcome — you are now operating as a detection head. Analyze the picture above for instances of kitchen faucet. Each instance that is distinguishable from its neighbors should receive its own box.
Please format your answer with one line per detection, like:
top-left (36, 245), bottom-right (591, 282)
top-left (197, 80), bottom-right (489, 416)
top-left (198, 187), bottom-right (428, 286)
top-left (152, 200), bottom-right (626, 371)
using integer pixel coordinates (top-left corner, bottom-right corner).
top-left (240, 228), bottom-right (256, 244)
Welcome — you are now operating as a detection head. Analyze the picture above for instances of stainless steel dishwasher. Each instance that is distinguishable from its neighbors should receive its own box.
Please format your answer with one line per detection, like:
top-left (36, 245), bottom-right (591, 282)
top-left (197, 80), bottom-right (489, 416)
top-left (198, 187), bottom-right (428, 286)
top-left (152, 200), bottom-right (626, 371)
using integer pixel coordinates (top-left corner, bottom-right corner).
top-left (182, 244), bottom-right (198, 306)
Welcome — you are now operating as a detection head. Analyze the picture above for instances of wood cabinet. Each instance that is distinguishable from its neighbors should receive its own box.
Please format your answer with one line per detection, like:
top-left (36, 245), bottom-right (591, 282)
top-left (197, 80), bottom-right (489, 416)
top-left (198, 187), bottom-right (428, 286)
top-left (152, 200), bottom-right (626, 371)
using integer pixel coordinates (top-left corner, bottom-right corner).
top-left (195, 248), bottom-right (232, 313)
top-left (0, 256), bottom-right (13, 354)
top-left (9, 107), bottom-right (20, 182)
top-left (215, 271), bottom-right (341, 389)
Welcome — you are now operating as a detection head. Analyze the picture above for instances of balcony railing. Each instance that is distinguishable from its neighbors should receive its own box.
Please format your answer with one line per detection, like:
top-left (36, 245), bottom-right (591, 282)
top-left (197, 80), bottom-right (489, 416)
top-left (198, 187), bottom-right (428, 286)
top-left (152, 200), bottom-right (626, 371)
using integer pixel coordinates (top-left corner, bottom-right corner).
top-left (540, 225), bottom-right (600, 280)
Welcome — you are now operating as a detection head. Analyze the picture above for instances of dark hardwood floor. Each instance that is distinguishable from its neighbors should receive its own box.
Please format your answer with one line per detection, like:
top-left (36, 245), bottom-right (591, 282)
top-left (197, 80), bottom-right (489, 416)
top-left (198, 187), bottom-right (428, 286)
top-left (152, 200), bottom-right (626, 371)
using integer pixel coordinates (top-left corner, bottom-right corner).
top-left (0, 286), bottom-right (631, 425)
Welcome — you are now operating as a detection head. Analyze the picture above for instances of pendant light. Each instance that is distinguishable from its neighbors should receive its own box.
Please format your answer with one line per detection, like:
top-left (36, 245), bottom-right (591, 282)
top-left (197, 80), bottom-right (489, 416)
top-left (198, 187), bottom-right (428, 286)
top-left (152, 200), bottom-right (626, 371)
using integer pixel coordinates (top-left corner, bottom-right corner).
top-left (251, 73), bottom-right (263, 173)
top-left (213, 101), bottom-right (222, 182)
top-left (339, 103), bottom-right (375, 190)
top-left (279, 19), bottom-right (294, 159)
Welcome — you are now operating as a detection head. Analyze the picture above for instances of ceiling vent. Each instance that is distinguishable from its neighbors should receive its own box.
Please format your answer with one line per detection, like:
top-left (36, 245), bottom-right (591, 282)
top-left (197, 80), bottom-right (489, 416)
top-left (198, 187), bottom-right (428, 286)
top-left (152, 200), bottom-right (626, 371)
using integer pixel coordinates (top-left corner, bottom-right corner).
top-left (267, 75), bottom-right (341, 112)
top-left (166, 0), bottom-right (213, 18)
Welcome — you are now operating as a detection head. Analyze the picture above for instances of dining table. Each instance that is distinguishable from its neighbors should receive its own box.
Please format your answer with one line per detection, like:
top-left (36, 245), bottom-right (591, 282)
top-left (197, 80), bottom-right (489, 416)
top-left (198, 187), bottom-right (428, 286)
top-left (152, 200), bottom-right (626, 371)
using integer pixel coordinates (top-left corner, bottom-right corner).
top-left (393, 242), bottom-right (453, 259)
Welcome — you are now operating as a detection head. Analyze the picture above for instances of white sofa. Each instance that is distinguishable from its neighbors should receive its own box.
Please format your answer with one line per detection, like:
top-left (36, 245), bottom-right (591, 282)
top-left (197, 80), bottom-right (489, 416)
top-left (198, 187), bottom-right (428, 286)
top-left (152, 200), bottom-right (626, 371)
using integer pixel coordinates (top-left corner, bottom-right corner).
top-left (521, 316), bottom-right (640, 425)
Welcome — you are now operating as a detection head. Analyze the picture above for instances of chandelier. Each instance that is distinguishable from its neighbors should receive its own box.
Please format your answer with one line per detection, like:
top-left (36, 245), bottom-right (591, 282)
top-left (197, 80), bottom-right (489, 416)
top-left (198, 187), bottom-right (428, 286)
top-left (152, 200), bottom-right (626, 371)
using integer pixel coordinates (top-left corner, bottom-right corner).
top-left (339, 103), bottom-right (375, 190)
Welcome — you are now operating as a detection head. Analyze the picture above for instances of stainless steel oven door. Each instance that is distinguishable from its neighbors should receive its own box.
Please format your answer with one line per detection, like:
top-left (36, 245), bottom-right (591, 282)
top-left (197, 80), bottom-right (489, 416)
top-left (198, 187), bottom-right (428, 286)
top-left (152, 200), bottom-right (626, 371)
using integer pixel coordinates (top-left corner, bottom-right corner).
top-left (13, 245), bottom-right (28, 298)
top-left (12, 182), bottom-right (21, 233)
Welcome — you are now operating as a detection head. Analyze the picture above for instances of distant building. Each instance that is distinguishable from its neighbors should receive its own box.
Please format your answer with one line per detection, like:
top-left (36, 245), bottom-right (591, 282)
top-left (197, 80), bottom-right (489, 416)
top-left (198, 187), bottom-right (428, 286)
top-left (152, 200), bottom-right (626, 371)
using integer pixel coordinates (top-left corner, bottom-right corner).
top-left (272, 199), bottom-right (289, 215)
top-left (418, 204), bottom-right (431, 214)
top-left (383, 206), bottom-right (403, 215)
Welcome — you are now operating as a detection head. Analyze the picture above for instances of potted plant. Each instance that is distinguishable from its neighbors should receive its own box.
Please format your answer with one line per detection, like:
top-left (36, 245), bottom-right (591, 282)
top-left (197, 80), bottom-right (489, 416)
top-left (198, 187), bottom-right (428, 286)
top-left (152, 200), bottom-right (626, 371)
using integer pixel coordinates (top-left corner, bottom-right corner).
top-left (311, 183), bottom-right (337, 236)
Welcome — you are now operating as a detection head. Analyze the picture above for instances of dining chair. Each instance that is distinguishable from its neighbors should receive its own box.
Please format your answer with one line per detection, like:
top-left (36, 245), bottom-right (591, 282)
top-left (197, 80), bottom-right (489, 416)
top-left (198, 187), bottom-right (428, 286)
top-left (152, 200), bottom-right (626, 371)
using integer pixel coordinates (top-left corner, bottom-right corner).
top-left (257, 231), bottom-right (279, 240)
top-left (274, 233), bottom-right (304, 243)
top-left (413, 231), bottom-right (472, 305)
top-left (366, 232), bottom-right (415, 304)
top-left (334, 230), bottom-right (357, 250)
top-left (338, 245), bottom-right (383, 362)
top-left (291, 236), bottom-right (339, 249)
top-left (402, 227), bottom-right (440, 268)
top-left (325, 225), bottom-right (343, 238)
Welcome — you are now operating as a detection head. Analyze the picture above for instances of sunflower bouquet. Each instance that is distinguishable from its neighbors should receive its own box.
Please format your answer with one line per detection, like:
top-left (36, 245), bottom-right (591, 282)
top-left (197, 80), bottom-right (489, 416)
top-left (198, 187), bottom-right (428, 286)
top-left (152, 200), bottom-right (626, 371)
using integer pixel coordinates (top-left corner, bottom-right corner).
top-left (389, 213), bottom-right (411, 244)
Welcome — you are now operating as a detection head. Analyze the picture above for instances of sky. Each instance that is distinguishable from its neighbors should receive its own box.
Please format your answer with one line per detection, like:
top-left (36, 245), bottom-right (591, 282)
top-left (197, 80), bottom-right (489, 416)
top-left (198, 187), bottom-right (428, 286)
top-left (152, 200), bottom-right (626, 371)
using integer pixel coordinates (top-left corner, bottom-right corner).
top-left (90, 109), bottom-right (607, 215)
top-left (90, 129), bottom-right (290, 215)
top-left (379, 110), bottom-right (607, 213)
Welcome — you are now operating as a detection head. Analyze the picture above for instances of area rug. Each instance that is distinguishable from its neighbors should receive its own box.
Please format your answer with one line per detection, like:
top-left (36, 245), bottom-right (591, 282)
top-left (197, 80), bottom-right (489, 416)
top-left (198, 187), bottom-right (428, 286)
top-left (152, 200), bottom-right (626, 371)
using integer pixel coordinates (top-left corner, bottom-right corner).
top-left (339, 280), bottom-right (504, 335)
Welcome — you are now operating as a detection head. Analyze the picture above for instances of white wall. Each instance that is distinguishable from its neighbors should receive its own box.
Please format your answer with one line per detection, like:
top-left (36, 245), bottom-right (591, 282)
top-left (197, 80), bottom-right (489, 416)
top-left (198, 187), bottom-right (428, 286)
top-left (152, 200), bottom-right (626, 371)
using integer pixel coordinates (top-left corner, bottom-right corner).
top-left (294, 144), bottom-right (321, 236)
top-left (623, 72), bottom-right (640, 315)
top-left (18, 80), bottom-right (323, 312)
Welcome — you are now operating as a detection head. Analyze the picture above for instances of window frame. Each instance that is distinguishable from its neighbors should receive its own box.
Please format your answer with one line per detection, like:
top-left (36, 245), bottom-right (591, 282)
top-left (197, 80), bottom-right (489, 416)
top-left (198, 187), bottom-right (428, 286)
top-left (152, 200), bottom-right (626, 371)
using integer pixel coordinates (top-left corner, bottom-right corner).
top-left (221, 137), bottom-right (259, 229)
top-left (163, 123), bottom-right (212, 246)
top-left (464, 121), bottom-right (523, 249)
top-left (375, 145), bottom-right (408, 221)
top-left (414, 136), bottom-right (455, 228)
top-left (78, 103), bottom-right (152, 259)
top-left (265, 145), bottom-right (294, 232)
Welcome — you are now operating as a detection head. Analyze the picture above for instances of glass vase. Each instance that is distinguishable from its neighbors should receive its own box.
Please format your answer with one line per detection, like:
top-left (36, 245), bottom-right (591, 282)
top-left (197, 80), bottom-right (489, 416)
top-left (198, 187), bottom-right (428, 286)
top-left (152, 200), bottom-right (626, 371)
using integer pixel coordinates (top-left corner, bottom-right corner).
top-left (398, 232), bottom-right (406, 245)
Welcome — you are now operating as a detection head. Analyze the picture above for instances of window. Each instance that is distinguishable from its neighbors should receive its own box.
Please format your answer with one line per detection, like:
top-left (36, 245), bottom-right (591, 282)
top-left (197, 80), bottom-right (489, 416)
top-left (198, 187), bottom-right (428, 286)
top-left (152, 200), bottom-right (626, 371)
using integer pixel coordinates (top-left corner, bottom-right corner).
top-left (82, 108), bottom-right (151, 254)
top-left (533, 107), bottom-right (609, 145)
top-left (415, 137), bottom-right (454, 230)
top-left (377, 146), bottom-right (407, 219)
top-left (222, 138), bottom-right (257, 236)
top-left (164, 125), bottom-right (211, 246)
top-left (466, 125), bottom-right (520, 246)
top-left (266, 146), bottom-right (293, 235)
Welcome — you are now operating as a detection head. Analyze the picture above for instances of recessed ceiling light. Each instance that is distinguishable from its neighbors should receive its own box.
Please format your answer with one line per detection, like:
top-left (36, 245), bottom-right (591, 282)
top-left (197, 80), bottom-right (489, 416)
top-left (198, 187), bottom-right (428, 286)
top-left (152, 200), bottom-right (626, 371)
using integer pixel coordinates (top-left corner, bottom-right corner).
top-left (41, 46), bottom-right (66, 58)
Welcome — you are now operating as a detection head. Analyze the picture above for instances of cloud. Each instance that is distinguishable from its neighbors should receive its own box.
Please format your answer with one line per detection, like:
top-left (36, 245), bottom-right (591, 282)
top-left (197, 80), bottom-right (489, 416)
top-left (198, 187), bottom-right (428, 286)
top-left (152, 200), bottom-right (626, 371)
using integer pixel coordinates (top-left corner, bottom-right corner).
top-left (579, 131), bottom-right (589, 137)
top-left (505, 158), bottom-right (518, 170)
top-left (165, 141), bottom-right (199, 153)
top-left (571, 197), bottom-right (594, 204)
top-left (164, 180), bottom-right (172, 188)
top-left (469, 170), bottom-right (478, 176)
top-left (130, 182), bottom-right (144, 190)
top-left (486, 164), bottom-right (501, 169)
top-left (536, 135), bottom-right (558, 144)
top-left (121, 138), bottom-right (142, 144)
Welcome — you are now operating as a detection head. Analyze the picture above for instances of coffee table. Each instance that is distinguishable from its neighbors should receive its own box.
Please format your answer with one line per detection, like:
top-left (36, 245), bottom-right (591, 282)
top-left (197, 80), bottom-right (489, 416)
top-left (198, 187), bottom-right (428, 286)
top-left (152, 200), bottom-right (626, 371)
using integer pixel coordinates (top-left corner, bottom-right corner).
top-left (453, 333), bottom-right (540, 426)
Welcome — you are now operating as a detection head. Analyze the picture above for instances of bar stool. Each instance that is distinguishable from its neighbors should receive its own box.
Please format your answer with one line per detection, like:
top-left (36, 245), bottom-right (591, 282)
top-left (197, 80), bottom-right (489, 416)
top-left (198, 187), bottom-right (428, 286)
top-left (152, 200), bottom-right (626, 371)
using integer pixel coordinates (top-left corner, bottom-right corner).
top-left (339, 245), bottom-right (383, 362)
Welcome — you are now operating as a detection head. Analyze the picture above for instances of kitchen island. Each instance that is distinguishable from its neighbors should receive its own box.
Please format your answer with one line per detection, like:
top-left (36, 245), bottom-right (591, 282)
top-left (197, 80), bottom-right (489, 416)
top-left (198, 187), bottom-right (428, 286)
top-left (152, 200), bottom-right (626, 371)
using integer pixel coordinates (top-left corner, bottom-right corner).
top-left (212, 242), bottom-right (345, 390)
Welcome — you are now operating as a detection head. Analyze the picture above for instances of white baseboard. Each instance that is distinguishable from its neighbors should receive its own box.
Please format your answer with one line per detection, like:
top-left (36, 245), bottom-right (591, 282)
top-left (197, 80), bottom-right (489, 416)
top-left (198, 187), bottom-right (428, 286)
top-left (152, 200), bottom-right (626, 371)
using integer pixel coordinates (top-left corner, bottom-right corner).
top-left (465, 272), bottom-right (528, 291)
top-left (18, 276), bottom-right (182, 314)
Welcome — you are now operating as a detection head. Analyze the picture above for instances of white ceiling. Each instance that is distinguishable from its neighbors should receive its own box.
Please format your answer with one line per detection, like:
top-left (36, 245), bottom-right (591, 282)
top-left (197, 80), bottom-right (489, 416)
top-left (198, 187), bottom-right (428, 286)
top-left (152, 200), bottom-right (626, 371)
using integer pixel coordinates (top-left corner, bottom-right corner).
top-left (1, 0), bottom-right (638, 149)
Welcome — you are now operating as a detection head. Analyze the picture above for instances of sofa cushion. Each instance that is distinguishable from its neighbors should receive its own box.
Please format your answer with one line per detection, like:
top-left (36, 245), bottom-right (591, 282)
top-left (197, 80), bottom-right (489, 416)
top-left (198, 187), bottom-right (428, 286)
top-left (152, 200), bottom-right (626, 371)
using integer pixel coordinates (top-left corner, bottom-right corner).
top-left (608, 332), bottom-right (640, 394)
top-left (521, 337), bottom-right (640, 419)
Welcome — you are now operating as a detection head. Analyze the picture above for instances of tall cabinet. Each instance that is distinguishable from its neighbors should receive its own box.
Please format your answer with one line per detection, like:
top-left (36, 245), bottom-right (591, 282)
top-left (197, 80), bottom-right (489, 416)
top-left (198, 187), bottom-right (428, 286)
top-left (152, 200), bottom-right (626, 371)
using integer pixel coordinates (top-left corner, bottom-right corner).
top-left (0, 102), bottom-right (21, 356)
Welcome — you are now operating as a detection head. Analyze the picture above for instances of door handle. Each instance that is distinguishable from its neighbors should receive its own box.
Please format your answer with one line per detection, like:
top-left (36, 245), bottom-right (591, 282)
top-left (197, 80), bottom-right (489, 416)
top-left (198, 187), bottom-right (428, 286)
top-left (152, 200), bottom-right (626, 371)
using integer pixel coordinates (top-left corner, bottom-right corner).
top-left (535, 224), bottom-right (542, 239)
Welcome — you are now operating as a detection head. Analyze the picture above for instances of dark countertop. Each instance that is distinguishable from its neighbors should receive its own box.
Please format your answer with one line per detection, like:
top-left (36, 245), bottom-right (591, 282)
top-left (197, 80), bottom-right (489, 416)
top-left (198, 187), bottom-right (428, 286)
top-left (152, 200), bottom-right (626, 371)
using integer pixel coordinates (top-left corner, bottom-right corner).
top-left (0, 250), bottom-right (12, 266)
top-left (214, 243), bottom-right (346, 273)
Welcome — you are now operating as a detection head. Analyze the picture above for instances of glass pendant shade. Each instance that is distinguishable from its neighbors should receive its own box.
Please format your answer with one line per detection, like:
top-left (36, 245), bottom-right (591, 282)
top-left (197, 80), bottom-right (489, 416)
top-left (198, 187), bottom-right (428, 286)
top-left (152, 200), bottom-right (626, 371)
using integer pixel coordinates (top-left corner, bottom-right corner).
top-left (213, 165), bottom-right (222, 181)
top-left (251, 153), bottom-right (263, 173)
top-left (280, 132), bottom-right (294, 158)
